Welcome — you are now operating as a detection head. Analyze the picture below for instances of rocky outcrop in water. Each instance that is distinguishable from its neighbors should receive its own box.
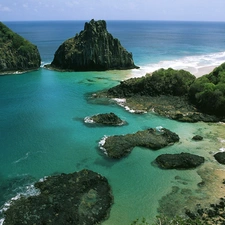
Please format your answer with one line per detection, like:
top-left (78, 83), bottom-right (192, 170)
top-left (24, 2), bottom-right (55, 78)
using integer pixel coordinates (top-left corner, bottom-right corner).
top-left (214, 152), bottom-right (225, 165)
top-left (47, 19), bottom-right (139, 71)
top-left (95, 67), bottom-right (224, 122)
top-left (99, 127), bottom-right (179, 159)
top-left (192, 135), bottom-right (203, 141)
top-left (0, 22), bottom-right (41, 74)
top-left (3, 169), bottom-right (113, 225)
top-left (155, 152), bottom-right (205, 169)
top-left (84, 112), bottom-right (125, 126)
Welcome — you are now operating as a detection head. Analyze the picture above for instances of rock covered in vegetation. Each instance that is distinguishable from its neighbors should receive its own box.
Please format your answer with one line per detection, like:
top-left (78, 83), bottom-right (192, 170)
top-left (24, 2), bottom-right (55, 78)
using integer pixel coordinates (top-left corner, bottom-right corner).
top-left (0, 22), bottom-right (41, 74)
top-left (99, 127), bottom-right (179, 159)
top-left (189, 63), bottom-right (225, 117)
top-left (48, 19), bottom-right (139, 71)
top-left (3, 169), bottom-right (113, 225)
top-left (155, 152), bottom-right (205, 169)
top-left (214, 152), bottom-right (225, 165)
top-left (107, 68), bottom-right (196, 97)
top-left (84, 112), bottom-right (125, 126)
top-left (96, 65), bottom-right (225, 122)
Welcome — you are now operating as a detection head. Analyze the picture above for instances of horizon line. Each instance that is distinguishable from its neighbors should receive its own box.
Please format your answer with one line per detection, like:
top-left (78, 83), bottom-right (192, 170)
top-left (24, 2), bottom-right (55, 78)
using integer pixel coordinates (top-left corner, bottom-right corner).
top-left (2, 19), bottom-right (225, 23)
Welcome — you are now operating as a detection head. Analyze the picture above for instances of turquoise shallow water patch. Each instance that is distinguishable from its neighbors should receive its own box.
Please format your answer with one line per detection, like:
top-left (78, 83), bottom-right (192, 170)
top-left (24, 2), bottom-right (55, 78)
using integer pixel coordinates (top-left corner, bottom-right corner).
top-left (1, 69), bottom-right (225, 224)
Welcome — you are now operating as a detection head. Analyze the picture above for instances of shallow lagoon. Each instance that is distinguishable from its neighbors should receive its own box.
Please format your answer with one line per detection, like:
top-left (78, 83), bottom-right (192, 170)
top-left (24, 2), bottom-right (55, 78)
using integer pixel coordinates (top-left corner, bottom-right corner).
top-left (0, 68), bottom-right (225, 224)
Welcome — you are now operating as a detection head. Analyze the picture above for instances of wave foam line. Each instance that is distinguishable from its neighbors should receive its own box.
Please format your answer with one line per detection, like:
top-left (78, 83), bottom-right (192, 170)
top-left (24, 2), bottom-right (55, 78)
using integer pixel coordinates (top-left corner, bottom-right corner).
top-left (13, 152), bottom-right (30, 164)
top-left (84, 116), bottom-right (94, 124)
top-left (0, 184), bottom-right (40, 222)
top-left (131, 51), bottom-right (225, 78)
top-left (99, 135), bottom-right (108, 155)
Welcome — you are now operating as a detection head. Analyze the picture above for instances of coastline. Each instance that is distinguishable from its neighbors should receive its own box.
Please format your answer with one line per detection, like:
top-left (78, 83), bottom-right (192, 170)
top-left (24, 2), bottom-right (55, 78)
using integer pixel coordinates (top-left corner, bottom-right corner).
top-left (192, 65), bottom-right (217, 78)
top-left (128, 64), bottom-right (217, 80)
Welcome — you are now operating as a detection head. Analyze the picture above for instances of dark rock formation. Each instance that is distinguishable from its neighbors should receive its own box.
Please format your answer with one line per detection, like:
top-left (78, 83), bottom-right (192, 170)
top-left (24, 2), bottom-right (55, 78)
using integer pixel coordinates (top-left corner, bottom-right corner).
top-left (47, 19), bottom-right (139, 71)
top-left (84, 112), bottom-right (125, 126)
top-left (99, 127), bottom-right (179, 159)
top-left (214, 152), bottom-right (225, 165)
top-left (0, 22), bottom-right (41, 74)
top-left (3, 169), bottom-right (113, 225)
top-left (155, 152), bottom-right (205, 169)
top-left (192, 135), bottom-right (203, 141)
top-left (94, 67), bottom-right (223, 122)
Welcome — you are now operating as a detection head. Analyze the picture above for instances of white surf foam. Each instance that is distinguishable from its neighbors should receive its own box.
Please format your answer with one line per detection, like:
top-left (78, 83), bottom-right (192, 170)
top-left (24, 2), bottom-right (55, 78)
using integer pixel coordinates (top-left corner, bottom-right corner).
top-left (84, 116), bottom-right (94, 124)
top-left (0, 183), bottom-right (40, 222)
top-left (99, 135), bottom-right (108, 155)
top-left (112, 98), bottom-right (147, 114)
top-left (13, 152), bottom-right (30, 164)
top-left (130, 51), bottom-right (225, 78)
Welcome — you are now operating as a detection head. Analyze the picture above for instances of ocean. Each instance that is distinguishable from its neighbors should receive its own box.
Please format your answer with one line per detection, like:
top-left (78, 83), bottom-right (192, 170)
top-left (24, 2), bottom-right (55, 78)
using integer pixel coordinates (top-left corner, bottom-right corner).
top-left (0, 20), bottom-right (225, 224)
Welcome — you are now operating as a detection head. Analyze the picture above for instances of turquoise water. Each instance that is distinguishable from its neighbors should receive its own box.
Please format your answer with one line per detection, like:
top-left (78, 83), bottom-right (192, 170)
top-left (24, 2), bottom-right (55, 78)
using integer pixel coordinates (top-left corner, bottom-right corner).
top-left (1, 21), bottom-right (225, 224)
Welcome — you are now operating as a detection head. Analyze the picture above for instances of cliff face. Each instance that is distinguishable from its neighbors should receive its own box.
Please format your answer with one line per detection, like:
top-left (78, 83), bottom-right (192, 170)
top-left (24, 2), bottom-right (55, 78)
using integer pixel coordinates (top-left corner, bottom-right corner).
top-left (0, 22), bottom-right (41, 74)
top-left (49, 19), bottom-right (139, 71)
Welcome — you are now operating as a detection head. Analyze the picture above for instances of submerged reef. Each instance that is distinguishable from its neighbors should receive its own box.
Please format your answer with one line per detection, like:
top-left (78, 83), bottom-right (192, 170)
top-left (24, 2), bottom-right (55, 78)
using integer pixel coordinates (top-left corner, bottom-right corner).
top-left (0, 22), bottom-right (41, 74)
top-left (99, 127), bottom-right (179, 159)
top-left (46, 19), bottom-right (139, 71)
top-left (94, 65), bottom-right (225, 122)
top-left (3, 169), bottom-right (113, 225)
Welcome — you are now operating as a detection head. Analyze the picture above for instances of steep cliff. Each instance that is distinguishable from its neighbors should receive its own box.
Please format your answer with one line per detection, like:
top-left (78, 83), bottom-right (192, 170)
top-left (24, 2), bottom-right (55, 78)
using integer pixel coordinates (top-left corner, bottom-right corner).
top-left (48, 19), bottom-right (139, 71)
top-left (0, 22), bottom-right (41, 74)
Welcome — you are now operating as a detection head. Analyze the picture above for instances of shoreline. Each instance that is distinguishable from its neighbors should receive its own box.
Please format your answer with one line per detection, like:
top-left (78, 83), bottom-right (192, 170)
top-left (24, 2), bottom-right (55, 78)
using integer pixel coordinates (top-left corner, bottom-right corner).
top-left (128, 64), bottom-right (217, 80)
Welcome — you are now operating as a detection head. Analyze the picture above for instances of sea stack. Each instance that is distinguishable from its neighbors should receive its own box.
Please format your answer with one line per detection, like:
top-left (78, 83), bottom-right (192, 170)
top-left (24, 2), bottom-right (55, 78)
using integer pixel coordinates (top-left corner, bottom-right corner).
top-left (48, 19), bottom-right (139, 71)
top-left (0, 22), bottom-right (41, 74)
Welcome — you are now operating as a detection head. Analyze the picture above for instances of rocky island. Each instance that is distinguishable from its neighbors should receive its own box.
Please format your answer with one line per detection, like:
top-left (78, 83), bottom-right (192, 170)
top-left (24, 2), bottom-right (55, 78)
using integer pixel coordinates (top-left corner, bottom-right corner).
top-left (155, 152), bottom-right (205, 169)
top-left (99, 127), bottom-right (179, 159)
top-left (84, 112), bottom-right (125, 126)
top-left (46, 19), bottom-right (139, 71)
top-left (94, 65), bottom-right (225, 122)
top-left (0, 22), bottom-right (41, 74)
top-left (3, 169), bottom-right (113, 225)
top-left (214, 152), bottom-right (225, 165)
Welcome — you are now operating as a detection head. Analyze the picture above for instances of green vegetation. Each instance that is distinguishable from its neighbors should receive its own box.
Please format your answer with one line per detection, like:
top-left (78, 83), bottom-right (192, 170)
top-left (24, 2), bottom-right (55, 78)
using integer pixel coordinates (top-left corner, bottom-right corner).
top-left (108, 64), bottom-right (225, 118)
top-left (189, 63), bottom-right (225, 116)
top-left (0, 22), bottom-right (41, 72)
top-left (150, 68), bottom-right (196, 96)
top-left (0, 22), bottom-right (35, 54)
top-left (108, 68), bottom-right (196, 97)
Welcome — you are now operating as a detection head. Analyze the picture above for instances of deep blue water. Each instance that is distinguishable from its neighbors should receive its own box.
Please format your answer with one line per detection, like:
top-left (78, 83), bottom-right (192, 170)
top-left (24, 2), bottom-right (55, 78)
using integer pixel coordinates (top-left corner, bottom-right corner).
top-left (4, 20), bottom-right (225, 66)
top-left (1, 20), bottom-right (225, 224)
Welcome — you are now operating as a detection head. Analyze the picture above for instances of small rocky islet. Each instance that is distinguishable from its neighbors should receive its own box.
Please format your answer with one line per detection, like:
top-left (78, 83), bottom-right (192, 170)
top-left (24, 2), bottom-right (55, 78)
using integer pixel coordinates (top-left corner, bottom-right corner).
top-left (45, 19), bottom-right (139, 71)
top-left (0, 22), bottom-right (41, 74)
top-left (84, 112), bottom-right (126, 126)
top-left (155, 152), bottom-right (205, 169)
top-left (214, 152), bottom-right (225, 165)
top-left (3, 169), bottom-right (113, 225)
top-left (99, 127), bottom-right (180, 159)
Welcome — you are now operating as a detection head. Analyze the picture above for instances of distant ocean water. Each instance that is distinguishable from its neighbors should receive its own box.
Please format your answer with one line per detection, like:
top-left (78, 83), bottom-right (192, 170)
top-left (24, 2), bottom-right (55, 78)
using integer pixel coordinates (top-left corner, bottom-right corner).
top-left (1, 20), bottom-right (225, 224)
